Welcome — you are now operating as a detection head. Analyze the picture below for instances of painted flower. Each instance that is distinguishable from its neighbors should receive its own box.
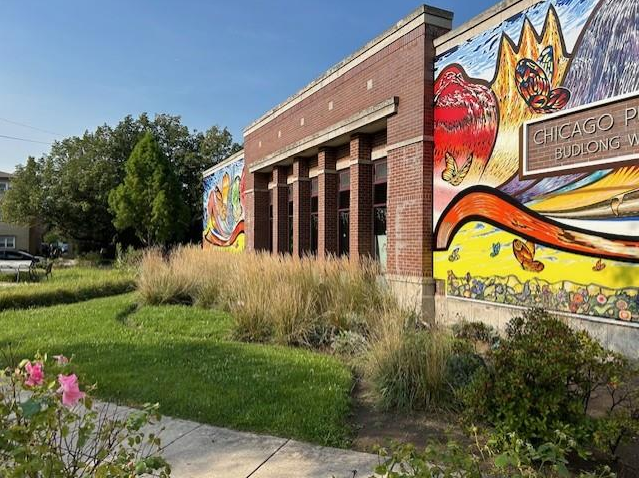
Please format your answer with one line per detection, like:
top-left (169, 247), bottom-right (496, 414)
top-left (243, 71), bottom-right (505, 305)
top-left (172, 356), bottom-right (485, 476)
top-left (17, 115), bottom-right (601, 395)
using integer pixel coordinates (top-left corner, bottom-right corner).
top-left (25, 361), bottom-right (44, 387)
top-left (572, 293), bottom-right (584, 305)
top-left (616, 300), bottom-right (628, 311)
top-left (57, 374), bottom-right (85, 407)
top-left (596, 294), bottom-right (607, 305)
top-left (619, 310), bottom-right (632, 321)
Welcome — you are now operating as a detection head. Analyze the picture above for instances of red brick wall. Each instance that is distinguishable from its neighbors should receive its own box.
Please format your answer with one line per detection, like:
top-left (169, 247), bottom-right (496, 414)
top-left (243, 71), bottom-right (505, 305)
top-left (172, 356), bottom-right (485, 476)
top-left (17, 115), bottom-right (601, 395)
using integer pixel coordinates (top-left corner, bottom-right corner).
top-left (244, 24), bottom-right (429, 165)
top-left (349, 134), bottom-right (373, 257)
top-left (386, 24), bottom-right (447, 278)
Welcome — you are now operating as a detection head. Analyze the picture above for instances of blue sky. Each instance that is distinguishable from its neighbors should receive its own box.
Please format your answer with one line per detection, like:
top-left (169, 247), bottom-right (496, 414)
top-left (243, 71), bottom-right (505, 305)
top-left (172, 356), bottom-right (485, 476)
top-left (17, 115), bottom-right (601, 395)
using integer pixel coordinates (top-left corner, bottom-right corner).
top-left (0, 0), bottom-right (497, 172)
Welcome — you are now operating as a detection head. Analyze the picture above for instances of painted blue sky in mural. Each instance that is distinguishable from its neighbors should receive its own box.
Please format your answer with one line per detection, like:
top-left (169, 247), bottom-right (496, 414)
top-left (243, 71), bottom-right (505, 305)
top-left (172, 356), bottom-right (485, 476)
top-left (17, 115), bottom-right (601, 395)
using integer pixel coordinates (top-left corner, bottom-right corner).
top-left (436, 0), bottom-right (600, 80)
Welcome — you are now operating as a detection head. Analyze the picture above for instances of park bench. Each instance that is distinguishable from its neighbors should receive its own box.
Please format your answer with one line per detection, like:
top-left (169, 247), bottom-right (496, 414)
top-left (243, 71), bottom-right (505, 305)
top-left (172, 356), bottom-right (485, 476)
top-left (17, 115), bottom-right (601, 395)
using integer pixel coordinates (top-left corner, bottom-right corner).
top-left (0, 260), bottom-right (37, 282)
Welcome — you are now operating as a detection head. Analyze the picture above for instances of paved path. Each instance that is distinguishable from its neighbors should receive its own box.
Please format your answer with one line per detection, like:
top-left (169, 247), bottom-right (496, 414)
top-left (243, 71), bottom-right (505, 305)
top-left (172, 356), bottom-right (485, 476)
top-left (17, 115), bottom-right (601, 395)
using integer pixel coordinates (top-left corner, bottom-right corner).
top-left (136, 410), bottom-right (379, 478)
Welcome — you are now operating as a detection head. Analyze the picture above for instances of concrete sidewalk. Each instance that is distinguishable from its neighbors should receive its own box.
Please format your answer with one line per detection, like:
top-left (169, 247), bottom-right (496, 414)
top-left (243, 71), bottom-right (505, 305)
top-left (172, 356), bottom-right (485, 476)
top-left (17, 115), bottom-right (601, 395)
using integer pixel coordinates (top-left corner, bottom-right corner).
top-left (144, 412), bottom-right (379, 478)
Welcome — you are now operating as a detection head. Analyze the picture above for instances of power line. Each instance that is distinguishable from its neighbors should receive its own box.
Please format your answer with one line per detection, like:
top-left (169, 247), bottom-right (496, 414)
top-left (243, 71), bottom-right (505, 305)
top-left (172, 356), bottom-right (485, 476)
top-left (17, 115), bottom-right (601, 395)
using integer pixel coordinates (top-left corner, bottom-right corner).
top-left (0, 134), bottom-right (52, 145)
top-left (0, 117), bottom-right (60, 136)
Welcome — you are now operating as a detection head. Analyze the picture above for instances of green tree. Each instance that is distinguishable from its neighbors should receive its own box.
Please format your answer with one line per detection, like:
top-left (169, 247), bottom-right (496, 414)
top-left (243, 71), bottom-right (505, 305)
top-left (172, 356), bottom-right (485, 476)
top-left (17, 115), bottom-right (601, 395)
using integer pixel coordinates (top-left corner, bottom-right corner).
top-left (109, 132), bottom-right (188, 246)
top-left (0, 156), bottom-right (43, 226)
top-left (4, 114), bottom-right (241, 251)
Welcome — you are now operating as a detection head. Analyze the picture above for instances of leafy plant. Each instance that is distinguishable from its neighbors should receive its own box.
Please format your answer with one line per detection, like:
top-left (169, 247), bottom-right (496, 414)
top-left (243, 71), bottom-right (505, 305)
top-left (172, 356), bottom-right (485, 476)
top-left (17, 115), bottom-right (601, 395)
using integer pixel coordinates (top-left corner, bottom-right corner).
top-left (0, 351), bottom-right (171, 477)
top-left (463, 308), bottom-right (639, 454)
top-left (372, 429), bottom-right (618, 478)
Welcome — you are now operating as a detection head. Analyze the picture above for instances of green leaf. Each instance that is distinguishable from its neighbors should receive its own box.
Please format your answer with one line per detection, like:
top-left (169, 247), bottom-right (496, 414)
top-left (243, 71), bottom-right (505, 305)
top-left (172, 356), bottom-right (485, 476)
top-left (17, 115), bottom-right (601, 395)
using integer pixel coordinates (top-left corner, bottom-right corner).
top-left (19, 399), bottom-right (41, 418)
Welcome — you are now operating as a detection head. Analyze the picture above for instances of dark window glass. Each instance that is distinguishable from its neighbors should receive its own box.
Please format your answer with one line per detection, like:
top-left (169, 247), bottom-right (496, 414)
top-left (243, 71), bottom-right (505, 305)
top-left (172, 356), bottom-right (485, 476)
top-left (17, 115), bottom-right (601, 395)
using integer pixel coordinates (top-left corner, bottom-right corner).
top-left (338, 190), bottom-right (350, 210)
top-left (311, 177), bottom-right (318, 196)
top-left (268, 190), bottom-right (273, 252)
top-left (374, 183), bottom-right (387, 206)
top-left (339, 211), bottom-right (349, 257)
top-left (288, 186), bottom-right (294, 254)
top-left (310, 214), bottom-right (318, 255)
top-left (337, 170), bottom-right (350, 257)
top-left (373, 160), bottom-right (387, 268)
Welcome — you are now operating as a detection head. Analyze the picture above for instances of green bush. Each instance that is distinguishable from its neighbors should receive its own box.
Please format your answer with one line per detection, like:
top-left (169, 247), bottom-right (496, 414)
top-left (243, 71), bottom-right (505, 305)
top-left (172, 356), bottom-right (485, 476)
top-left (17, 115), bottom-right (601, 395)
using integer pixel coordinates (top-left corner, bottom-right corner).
top-left (0, 268), bottom-right (135, 310)
top-left (452, 320), bottom-right (500, 347)
top-left (373, 431), bottom-right (617, 478)
top-left (464, 308), bottom-right (639, 452)
top-left (445, 352), bottom-right (486, 393)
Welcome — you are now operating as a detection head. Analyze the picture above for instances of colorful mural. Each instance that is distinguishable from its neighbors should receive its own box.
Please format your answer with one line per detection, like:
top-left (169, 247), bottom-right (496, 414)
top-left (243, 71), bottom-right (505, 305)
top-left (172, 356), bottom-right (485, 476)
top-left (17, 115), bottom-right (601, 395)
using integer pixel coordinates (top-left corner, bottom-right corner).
top-left (203, 156), bottom-right (246, 251)
top-left (433, 0), bottom-right (639, 323)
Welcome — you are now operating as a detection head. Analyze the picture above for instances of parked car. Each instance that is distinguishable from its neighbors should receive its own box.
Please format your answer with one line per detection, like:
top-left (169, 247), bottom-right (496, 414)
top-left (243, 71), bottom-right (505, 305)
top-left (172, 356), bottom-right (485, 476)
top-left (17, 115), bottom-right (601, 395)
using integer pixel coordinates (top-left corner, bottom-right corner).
top-left (0, 249), bottom-right (43, 264)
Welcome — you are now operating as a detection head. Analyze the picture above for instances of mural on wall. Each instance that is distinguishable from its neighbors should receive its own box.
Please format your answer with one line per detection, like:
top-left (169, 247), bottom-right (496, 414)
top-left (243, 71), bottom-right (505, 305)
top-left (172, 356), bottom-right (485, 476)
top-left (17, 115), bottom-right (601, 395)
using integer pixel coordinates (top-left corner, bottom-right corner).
top-left (203, 156), bottom-right (246, 251)
top-left (433, 0), bottom-right (639, 322)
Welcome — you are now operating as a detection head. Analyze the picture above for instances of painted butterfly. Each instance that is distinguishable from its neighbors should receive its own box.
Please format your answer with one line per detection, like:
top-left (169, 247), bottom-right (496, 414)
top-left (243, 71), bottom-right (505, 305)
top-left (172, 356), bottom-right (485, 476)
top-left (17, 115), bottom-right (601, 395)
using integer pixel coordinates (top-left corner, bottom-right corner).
top-left (490, 242), bottom-right (501, 258)
top-left (592, 259), bottom-right (606, 272)
top-left (515, 46), bottom-right (570, 114)
top-left (512, 239), bottom-right (545, 272)
top-left (442, 152), bottom-right (473, 186)
top-left (448, 247), bottom-right (460, 262)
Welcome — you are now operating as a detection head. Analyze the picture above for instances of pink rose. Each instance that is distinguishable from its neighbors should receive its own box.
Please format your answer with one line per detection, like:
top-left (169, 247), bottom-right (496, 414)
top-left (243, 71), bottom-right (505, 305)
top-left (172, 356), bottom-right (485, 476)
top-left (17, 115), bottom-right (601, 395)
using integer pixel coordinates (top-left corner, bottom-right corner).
top-left (57, 374), bottom-right (85, 407)
top-left (25, 361), bottom-right (44, 387)
top-left (53, 355), bottom-right (69, 365)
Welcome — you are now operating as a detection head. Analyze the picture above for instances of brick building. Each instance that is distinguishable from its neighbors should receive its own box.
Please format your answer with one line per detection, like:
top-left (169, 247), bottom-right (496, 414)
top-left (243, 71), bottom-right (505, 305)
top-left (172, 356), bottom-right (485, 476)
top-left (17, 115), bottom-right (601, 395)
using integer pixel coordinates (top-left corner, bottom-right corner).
top-left (241, 6), bottom-right (453, 313)
top-left (205, 0), bottom-right (639, 356)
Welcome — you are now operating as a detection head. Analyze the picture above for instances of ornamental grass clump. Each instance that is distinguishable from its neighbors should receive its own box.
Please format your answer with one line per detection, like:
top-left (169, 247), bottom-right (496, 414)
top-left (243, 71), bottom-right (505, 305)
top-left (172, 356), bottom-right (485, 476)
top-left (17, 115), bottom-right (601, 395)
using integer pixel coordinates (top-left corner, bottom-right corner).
top-left (364, 304), bottom-right (455, 411)
top-left (0, 351), bottom-right (171, 477)
top-left (137, 245), bottom-right (391, 347)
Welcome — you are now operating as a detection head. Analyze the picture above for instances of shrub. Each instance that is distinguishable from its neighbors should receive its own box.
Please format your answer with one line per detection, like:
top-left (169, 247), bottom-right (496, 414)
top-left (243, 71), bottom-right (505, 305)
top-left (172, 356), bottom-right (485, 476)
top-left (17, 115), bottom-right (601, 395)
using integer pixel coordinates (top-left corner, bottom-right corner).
top-left (0, 351), bottom-right (171, 477)
top-left (452, 320), bottom-right (500, 348)
top-left (331, 330), bottom-right (369, 358)
top-left (115, 243), bottom-right (145, 270)
top-left (445, 352), bottom-right (486, 393)
top-left (373, 431), bottom-right (618, 478)
top-left (464, 308), bottom-right (639, 452)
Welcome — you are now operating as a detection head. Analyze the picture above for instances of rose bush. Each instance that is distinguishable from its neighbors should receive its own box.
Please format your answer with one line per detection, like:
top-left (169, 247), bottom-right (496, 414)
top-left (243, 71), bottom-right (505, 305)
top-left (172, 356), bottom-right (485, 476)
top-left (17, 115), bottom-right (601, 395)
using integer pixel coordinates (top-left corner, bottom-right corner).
top-left (0, 351), bottom-right (171, 477)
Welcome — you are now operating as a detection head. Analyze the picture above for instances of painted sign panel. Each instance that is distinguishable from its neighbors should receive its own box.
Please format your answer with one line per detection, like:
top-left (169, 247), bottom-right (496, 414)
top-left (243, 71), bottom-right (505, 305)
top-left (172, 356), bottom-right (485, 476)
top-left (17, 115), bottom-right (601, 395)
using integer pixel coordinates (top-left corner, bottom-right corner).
top-left (203, 155), bottom-right (246, 251)
top-left (522, 91), bottom-right (639, 178)
top-left (433, 0), bottom-right (639, 323)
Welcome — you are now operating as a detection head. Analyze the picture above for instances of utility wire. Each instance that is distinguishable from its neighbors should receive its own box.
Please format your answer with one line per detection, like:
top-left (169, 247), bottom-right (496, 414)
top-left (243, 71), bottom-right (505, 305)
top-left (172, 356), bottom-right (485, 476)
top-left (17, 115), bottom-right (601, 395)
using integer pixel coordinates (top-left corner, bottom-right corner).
top-left (0, 117), bottom-right (60, 136)
top-left (0, 134), bottom-right (52, 145)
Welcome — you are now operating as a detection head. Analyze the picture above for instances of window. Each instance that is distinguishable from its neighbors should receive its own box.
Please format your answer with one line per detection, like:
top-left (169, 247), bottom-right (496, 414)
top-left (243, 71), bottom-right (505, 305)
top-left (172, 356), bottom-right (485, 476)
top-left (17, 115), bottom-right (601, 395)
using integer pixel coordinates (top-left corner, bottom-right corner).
top-left (288, 184), bottom-right (294, 254)
top-left (0, 182), bottom-right (8, 192)
top-left (0, 236), bottom-right (16, 249)
top-left (268, 190), bottom-right (273, 252)
top-left (310, 177), bottom-right (318, 255)
top-left (338, 170), bottom-right (350, 257)
top-left (373, 161), bottom-right (387, 269)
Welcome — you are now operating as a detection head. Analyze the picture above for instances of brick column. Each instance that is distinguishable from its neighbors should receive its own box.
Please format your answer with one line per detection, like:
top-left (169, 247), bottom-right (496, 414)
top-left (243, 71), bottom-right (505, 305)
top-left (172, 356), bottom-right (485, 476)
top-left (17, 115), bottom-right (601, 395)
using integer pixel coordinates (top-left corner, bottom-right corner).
top-left (271, 166), bottom-right (289, 254)
top-left (292, 157), bottom-right (310, 257)
top-left (245, 170), bottom-right (270, 251)
top-left (349, 134), bottom-right (373, 259)
top-left (317, 147), bottom-right (338, 258)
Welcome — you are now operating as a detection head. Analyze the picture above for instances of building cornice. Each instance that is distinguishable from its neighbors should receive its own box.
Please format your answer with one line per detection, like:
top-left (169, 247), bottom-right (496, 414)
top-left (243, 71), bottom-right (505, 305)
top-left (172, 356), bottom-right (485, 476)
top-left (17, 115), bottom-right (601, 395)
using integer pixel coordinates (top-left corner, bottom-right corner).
top-left (244, 5), bottom-right (452, 137)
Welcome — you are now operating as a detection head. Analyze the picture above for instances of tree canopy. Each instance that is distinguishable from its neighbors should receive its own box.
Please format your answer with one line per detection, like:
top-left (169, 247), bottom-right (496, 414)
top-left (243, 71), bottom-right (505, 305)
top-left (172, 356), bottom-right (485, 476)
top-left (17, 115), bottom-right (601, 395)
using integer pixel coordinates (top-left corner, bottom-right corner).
top-left (109, 132), bottom-right (188, 246)
top-left (1, 113), bottom-right (241, 251)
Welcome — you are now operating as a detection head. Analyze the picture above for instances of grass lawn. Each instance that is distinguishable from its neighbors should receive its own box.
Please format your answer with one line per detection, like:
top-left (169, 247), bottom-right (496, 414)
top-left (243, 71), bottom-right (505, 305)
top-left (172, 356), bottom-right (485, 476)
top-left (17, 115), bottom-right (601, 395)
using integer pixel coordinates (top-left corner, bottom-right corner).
top-left (0, 293), bottom-right (353, 447)
top-left (0, 267), bottom-right (135, 310)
